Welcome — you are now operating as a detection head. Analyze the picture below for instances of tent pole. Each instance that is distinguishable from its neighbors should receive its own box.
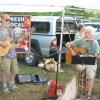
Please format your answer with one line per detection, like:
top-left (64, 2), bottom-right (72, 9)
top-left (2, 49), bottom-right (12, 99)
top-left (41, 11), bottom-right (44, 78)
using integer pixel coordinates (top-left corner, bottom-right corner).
top-left (58, 7), bottom-right (65, 69)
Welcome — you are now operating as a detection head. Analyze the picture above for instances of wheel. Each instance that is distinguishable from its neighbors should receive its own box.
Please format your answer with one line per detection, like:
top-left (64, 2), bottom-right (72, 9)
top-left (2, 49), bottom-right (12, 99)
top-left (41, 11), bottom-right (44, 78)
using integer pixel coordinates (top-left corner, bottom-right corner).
top-left (24, 47), bottom-right (38, 66)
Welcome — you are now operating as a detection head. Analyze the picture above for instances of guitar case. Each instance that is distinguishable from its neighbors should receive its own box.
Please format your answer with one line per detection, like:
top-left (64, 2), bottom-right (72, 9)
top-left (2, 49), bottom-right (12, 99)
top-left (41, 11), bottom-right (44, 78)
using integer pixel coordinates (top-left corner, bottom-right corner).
top-left (15, 74), bottom-right (32, 83)
top-left (15, 74), bottom-right (48, 84)
top-left (31, 74), bottom-right (48, 84)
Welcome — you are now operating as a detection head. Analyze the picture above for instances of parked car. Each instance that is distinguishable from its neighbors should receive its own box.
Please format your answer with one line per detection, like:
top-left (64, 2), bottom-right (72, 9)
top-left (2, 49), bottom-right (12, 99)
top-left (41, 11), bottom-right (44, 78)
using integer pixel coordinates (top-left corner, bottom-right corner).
top-left (24, 16), bottom-right (78, 66)
top-left (92, 18), bottom-right (100, 23)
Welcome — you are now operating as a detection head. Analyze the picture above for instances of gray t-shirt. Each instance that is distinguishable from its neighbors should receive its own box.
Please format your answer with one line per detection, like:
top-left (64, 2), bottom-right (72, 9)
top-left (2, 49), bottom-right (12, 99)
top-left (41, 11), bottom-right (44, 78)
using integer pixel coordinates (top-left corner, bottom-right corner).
top-left (72, 38), bottom-right (100, 54)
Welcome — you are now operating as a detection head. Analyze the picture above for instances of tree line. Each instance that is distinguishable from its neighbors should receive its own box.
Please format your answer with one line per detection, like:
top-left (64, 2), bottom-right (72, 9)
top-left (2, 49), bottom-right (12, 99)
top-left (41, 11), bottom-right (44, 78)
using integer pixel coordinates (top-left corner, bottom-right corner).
top-left (0, 6), bottom-right (100, 20)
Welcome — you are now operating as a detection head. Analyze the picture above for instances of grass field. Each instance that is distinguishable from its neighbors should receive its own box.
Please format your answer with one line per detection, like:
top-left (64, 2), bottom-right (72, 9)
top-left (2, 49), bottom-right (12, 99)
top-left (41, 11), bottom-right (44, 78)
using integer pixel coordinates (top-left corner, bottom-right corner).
top-left (0, 61), bottom-right (100, 100)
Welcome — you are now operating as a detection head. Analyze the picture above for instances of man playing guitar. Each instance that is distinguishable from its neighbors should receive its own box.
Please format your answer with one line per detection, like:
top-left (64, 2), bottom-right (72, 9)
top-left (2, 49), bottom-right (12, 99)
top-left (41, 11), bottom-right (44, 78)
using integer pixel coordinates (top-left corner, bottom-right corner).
top-left (66, 26), bottom-right (100, 100)
top-left (0, 14), bottom-right (19, 94)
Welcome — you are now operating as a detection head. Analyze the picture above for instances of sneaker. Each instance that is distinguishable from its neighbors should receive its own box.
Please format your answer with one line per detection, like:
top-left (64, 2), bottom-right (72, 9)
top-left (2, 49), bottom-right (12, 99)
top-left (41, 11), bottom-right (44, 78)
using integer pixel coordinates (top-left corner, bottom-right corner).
top-left (3, 87), bottom-right (10, 95)
top-left (87, 95), bottom-right (92, 100)
top-left (9, 84), bottom-right (19, 91)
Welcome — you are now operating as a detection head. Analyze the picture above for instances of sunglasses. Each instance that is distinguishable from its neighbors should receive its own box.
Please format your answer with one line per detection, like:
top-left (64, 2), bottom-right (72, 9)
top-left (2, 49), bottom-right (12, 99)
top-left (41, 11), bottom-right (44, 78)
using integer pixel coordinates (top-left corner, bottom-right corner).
top-left (5, 19), bottom-right (10, 22)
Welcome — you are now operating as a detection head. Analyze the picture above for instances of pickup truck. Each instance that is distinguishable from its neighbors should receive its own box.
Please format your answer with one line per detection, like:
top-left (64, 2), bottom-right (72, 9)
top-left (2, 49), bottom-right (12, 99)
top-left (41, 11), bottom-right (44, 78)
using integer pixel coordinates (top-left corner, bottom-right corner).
top-left (24, 16), bottom-right (78, 66)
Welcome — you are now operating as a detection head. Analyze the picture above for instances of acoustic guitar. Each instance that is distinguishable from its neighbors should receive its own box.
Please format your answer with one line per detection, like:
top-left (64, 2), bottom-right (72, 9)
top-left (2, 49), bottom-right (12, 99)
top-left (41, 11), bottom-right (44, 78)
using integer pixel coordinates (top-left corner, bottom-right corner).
top-left (66, 46), bottom-right (87, 64)
top-left (0, 37), bottom-right (14, 56)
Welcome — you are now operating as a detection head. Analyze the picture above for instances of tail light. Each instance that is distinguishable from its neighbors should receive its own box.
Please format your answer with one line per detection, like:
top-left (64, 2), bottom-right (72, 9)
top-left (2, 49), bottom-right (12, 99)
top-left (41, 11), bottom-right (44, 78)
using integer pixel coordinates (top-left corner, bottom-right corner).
top-left (50, 38), bottom-right (57, 48)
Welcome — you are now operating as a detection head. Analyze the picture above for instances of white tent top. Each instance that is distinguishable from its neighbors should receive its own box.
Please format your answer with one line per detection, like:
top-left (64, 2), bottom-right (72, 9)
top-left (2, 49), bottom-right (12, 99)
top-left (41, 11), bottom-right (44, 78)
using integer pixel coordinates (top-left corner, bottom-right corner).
top-left (0, 0), bottom-right (100, 12)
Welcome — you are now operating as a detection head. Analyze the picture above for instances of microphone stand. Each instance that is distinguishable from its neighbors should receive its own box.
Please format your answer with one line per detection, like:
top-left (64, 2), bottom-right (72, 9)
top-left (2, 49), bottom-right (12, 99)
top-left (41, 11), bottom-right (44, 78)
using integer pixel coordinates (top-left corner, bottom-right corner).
top-left (41, 50), bottom-right (64, 100)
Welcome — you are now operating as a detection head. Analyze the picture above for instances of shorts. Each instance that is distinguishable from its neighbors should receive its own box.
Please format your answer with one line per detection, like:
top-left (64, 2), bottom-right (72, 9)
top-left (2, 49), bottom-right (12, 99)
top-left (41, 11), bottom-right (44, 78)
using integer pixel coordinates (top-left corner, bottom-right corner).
top-left (85, 65), bottom-right (97, 79)
top-left (76, 64), bottom-right (97, 79)
top-left (0, 57), bottom-right (19, 76)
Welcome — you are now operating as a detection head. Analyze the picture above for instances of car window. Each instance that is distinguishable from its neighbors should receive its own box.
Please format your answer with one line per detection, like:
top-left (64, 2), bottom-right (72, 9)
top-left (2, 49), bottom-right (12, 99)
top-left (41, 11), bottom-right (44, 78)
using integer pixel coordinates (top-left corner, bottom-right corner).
top-left (56, 22), bottom-right (77, 33)
top-left (31, 22), bottom-right (50, 33)
top-left (66, 22), bottom-right (77, 32)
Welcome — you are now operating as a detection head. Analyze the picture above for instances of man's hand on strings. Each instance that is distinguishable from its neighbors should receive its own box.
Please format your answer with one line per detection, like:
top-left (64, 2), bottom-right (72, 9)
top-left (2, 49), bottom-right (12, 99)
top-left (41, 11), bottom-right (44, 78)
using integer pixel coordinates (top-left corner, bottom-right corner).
top-left (65, 42), bottom-right (76, 56)
top-left (0, 42), bottom-right (8, 47)
top-left (65, 42), bottom-right (72, 48)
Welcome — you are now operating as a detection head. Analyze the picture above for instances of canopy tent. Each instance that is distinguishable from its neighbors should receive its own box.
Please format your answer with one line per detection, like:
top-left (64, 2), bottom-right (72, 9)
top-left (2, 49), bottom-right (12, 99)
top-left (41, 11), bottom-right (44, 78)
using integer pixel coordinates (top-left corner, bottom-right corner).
top-left (0, 4), bottom-right (63, 12)
top-left (0, 0), bottom-right (100, 68)
top-left (0, 0), bottom-right (100, 12)
top-left (0, 0), bottom-right (64, 12)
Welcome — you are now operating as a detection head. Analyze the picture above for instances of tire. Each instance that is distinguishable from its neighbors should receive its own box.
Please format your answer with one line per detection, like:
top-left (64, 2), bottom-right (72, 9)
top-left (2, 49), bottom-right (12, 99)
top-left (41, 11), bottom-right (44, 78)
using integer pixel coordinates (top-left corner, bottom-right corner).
top-left (24, 47), bottom-right (38, 66)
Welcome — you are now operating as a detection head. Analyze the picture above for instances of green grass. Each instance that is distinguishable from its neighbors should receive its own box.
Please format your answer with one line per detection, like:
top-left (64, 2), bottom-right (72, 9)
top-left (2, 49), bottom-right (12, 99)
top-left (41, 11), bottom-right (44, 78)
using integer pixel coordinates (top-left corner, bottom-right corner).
top-left (0, 62), bottom-right (100, 100)
top-left (19, 62), bottom-right (76, 87)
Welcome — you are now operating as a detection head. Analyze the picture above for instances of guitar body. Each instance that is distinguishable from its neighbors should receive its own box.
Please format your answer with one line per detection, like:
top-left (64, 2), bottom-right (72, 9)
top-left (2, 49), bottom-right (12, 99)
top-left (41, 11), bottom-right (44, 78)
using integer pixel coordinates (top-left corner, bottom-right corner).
top-left (0, 37), bottom-right (14, 56)
top-left (66, 46), bottom-right (87, 64)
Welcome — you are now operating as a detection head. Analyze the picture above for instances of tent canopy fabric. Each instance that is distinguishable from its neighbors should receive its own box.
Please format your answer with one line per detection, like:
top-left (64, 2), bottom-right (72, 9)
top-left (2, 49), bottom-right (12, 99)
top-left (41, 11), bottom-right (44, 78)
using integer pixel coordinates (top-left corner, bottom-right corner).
top-left (0, 0), bottom-right (100, 12)
top-left (0, 5), bottom-right (63, 12)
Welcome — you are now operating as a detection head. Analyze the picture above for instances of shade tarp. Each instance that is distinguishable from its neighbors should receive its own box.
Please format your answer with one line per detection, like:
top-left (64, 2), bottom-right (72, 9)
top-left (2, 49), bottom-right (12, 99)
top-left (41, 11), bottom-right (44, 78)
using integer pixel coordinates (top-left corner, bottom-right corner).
top-left (0, 0), bottom-right (64, 12)
top-left (0, 5), bottom-right (63, 12)
top-left (0, 0), bottom-right (100, 12)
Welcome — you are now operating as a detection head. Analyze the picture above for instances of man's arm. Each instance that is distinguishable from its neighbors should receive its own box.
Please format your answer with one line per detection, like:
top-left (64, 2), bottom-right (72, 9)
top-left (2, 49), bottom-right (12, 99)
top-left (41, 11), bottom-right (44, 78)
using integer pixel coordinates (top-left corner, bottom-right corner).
top-left (65, 38), bottom-right (82, 56)
top-left (0, 41), bottom-right (8, 47)
top-left (94, 40), bottom-right (100, 59)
